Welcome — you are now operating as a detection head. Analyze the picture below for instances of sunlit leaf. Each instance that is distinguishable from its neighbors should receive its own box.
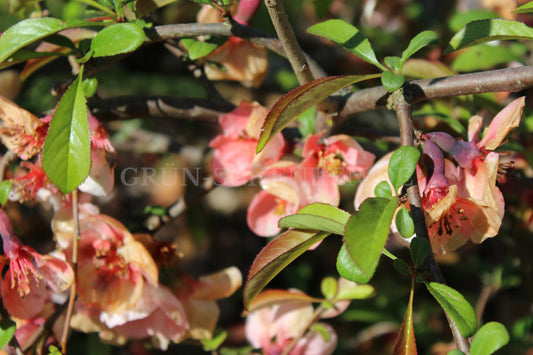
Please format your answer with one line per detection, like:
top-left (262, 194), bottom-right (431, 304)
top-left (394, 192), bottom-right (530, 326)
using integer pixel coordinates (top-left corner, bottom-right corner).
top-left (0, 18), bottom-right (97, 64)
top-left (392, 280), bottom-right (417, 354)
top-left (201, 328), bottom-right (228, 351)
top-left (514, 1), bottom-right (533, 14)
top-left (244, 230), bottom-right (330, 309)
top-left (256, 74), bottom-right (379, 152)
top-left (278, 203), bottom-right (350, 235)
top-left (0, 181), bottom-right (12, 206)
top-left (344, 197), bottom-right (399, 282)
top-left (90, 23), bottom-right (146, 57)
top-left (396, 205), bottom-right (414, 239)
top-left (307, 19), bottom-right (386, 70)
top-left (448, 9), bottom-right (499, 33)
top-left (42, 69), bottom-right (90, 193)
top-left (400, 30), bottom-right (439, 66)
top-left (426, 282), bottom-right (478, 337)
top-left (374, 180), bottom-right (393, 199)
top-left (0, 318), bottom-right (16, 349)
top-left (181, 37), bottom-right (221, 60)
top-left (470, 322), bottom-right (510, 355)
top-left (389, 146), bottom-right (421, 193)
top-left (321, 277), bottom-right (338, 300)
top-left (335, 283), bottom-right (375, 301)
top-left (381, 71), bottom-right (405, 92)
top-left (451, 44), bottom-right (523, 72)
top-left (445, 19), bottom-right (533, 54)
top-left (246, 289), bottom-right (322, 314)
top-left (385, 56), bottom-right (402, 72)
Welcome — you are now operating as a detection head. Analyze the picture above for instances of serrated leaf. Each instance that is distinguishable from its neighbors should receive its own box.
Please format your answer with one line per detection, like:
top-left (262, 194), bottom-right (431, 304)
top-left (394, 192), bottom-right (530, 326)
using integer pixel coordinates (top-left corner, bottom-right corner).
top-left (514, 1), bottom-right (533, 14)
top-left (400, 30), bottom-right (439, 66)
top-left (0, 18), bottom-right (98, 64)
top-left (337, 244), bottom-right (377, 284)
top-left (396, 205), bottom-right (415, 238)
top-left (181, 38), bottom-right (220, 60)
top-left (381, 71), bottom-right (405, 92)
top-left (344, 197), bottom-right (399, 281)
top-left (426, 282), bottom-right (478, 337)
top-left (243, 230), bottom-right (330, 309)
top-left (392, 281), bottom-right (417, 355)
top-left (0, 180), bottom-right (13, 206)
top-left (278, 203), bottom-right (350, 235)
top-left (445, 19), bottom-right (533, 54)
top-left (307, 19), bottom-right (386, 70)
top-left (0, 318), bottom-right (16, 349)
top-left (42, 69), bottom-right (90, 193)
top-left (374, 180), bottom-right (393, 198)
top-left (470, 322), bottom-right (510, 355)
top-left (256, 74), bottom-right (379, 152)
top-left (90, 23), bottom-right (146, 57)
top-left (389, 146), bottom-right (421, 193)
top-left (246, 289), bottom-right (322, 314)
top-left (410, 237), bottom-right (429, 268)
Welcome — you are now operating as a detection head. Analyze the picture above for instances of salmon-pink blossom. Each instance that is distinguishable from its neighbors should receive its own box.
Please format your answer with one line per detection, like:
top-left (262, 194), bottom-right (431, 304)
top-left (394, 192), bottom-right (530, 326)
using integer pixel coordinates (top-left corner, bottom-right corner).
top-left (0, 209), bottom-right (73, 319)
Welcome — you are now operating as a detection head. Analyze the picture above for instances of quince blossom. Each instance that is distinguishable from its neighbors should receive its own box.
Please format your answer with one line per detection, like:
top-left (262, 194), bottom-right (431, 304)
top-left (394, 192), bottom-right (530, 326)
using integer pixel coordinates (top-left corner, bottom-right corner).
top-left (245, 290), bottom-right (337, 355)
top-left (210, 101), bottom-right (286, 186)
top-left (0, 209), bottom-right (73, 319)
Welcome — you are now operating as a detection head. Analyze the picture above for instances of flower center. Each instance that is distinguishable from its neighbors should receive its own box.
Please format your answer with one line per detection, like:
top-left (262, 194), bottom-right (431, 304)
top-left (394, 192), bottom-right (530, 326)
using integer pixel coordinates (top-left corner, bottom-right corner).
top-left (317, 150), bottom-right (346, 176)
top-left (9, 249), bottom-right (43, 296)
top-left (93, 239), bottom-right (127, 282)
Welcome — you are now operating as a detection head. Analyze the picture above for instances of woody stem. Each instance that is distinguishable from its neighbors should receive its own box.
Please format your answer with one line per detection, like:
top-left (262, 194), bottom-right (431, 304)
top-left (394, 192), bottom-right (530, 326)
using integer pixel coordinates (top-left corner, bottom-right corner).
top-left (60, 190), bottom-right (80, 354)
top-left (392, 90), bottom-right (471, 353)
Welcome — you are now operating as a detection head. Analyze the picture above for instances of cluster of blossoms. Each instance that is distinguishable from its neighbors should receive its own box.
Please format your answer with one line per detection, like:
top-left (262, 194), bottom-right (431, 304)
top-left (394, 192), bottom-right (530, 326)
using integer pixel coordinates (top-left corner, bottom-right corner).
top-left (0, 96), bottom-right (242, 351)
top-left (210, 101), bottom-right (376, 237)
top-left (355, 97), bottom-right (525, 254)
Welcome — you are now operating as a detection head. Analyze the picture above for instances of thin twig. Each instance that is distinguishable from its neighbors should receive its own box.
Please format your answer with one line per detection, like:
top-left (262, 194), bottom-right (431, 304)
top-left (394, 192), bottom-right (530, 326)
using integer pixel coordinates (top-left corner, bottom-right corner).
top-left (263, 0), bottom-right (314, 85)
top-left (60, 190), bottom-right (80, 354)
top-left (392, 90), bottom-right (470, 353)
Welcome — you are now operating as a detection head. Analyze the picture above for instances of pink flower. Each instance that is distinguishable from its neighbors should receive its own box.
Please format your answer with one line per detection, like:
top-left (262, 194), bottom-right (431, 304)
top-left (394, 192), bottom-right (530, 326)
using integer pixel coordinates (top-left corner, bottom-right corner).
top-left (0, 209), bottom-right (73, 319)
top-left (245, 290), bottom-right (337, 355)
top-left (210, 102), bottom-right (286, 186)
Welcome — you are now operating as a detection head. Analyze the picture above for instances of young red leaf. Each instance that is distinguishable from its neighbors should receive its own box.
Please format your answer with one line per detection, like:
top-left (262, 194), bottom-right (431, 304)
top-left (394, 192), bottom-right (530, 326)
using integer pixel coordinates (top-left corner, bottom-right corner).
top-left (256, 74), bottom-right (379, 153)
top-left (243, 230), bottom-right (330, 309)
top-left (392, 279), bottom-right (418, 355)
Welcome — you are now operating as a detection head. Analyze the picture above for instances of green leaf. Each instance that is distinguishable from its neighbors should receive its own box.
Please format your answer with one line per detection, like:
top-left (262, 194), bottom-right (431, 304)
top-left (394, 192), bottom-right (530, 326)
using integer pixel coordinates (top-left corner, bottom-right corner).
top-left (0, 318), bottom-right (16, 350)
top-left (344, 197), bottom-right (399, 282)
top-left (335, 283), bottom-right (375, 300)
top-left (470, 322), bottom-right (510, 355)
top-left (337, 244), bottom-right (377, 284)
top-left (410, 237), bottom-right (429, 268)
top-left (447, 351), bottom-right (466, 355)
top-left (243, 230), bottom-right (330, 309)
top-left (311, 323), bottom-right (331, 342)
top-left (388, 146), bottom-right (421, 193)
top-left (90, 23), bottom-right (146, 57)
top-left (451, 44), bottom-right (522, 72)
top-left (393, 258), bottom-right (411, 276)
top-left (307, 19), bottom-right (386, 70)
top-left (445, 19), bottom-right (533, 54)
top-left (181, 38), bottom-right (220, 60)
top-left (448, 9), bottom-right (499, 33)
top-left (385, 56), bottom-right (402, 72)
top-left (514, 1), bottom-right (533, 14)
top-left (400, 30), bottom-right (439, 66)
top-left (256, 74), bottom-right (379, 152)
top-left (48, 345), bottom-right (62, 355)
top-left (42, 68), bottom-right (91, 193)
top-left (82, 78), bottom-right (98, 98)
top-left (381, 71), bottom-right (405, 92)
top-left (321, 277), bottom-right (338, 300)
top-left (297, 106), bottom-right (316, 137)
top-left (278, 203), bottom-right (350, 235)
top-left (43, 33), bottom-right (78, 51)
top-left (201, 328), bottom-right (228, 351)
top-left (0, 180), bottom-right (12, 206)
top-left (374, 180), bottom-right (393, 199)
top-left (396, 205), bottom-right (414, 238)
top-left (392, 281), bottom-right (417, 355)
top-left (0, 18), bottom-right (99, 64)
top-left (426, 282), bottom-right (478, 337)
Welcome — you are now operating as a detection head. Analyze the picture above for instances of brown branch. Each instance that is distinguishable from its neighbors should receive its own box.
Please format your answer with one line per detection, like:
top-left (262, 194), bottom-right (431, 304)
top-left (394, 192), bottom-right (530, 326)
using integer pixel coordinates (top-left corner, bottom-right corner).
top-left (392, 91), bottom-right (470, 353)
top-left (264, 0), bottom-right (314, 85)
top-left (88, 96), bottom-right (234, 122)
top-left (339, 66), bottom-right (533, 121)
